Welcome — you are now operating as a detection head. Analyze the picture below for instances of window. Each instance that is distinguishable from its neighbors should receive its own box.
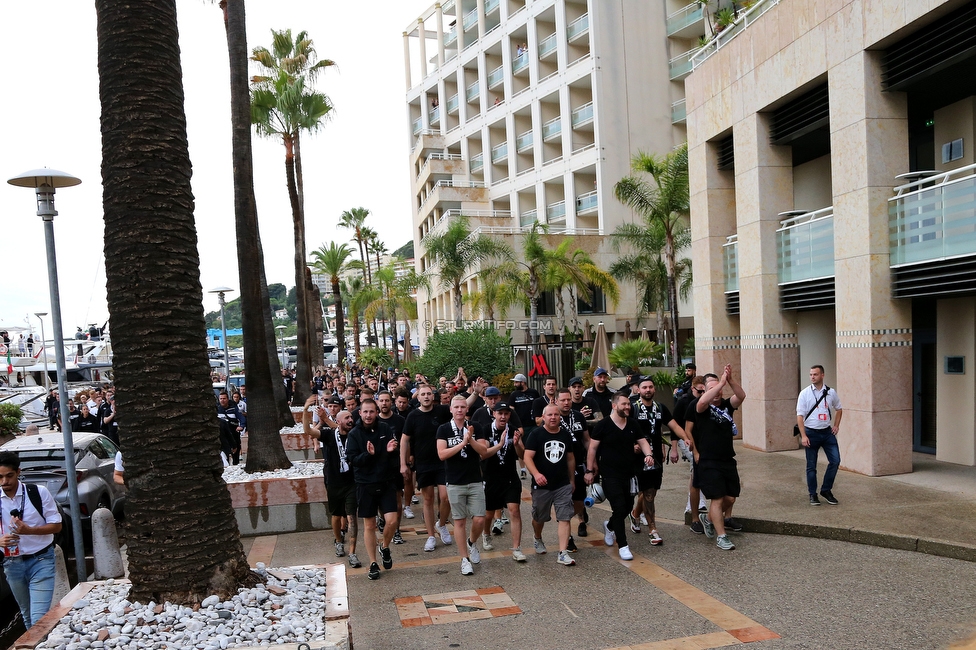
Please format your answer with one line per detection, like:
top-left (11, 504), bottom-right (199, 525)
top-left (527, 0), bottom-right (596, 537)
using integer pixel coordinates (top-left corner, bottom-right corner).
top-left (577, 285), bottom-right (606, 314)
top-left (534, 290), bottom-right (556, 316)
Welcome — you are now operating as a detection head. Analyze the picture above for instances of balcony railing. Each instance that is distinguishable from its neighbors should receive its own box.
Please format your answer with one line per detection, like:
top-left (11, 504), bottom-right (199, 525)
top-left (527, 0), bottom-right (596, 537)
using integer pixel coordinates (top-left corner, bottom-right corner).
top-left (491, 141), bottom-right (508, 164)
top-left (412, 117), bottom-right (423, 135)
top-left (889, 163), bottom-right (976, 267)
top-left (466, 80), bottom-right (480, 102)
top-left (692, 0), bottom-right (781, 69)
top-left (485, 0), bottom-right (499, 15)
top-left (487, 65), bottom-right (505, 89)
top-left (547, 200), bottom-right (566, 221)
top-left (446, 93), bottom-right (460, 114)
top-left (512, 51), bottom-right (529, 73)
top-left (667, 3), bottom-right (704, 36)
top-left (777, 207), bottom-right (834, 284)
top-left (542, 116), bottom-right (562, 141)
top-left (669, 49), bottom-right (696, 80)
top-left (539, 32), bottom-right (558, 58)
top-left (723, 235), bottom-right (738, 293)
top-left (571, 102), bottom-right (593, 128)
top-left (516, 129), bottom-right (533, 153)
top-left (567, 13), bottom-right (589, 41)
top-left (423, 208), bottom-right (512, 243)
top-left (470, 153), bottom-right (484, 173)
top-left (462, 7), bottom-right (478, 30)
top-left (520, 209), bottom-right (538, 227)
top-left (576, 190), bottom-right (598, 214)
top-left (429, 107), bottom-right (440, 125)
top-left (418, 152), bottom-right (463, 178)
top-left (444, 27), bottom-right (457, 46)
top-left (671, 99), bottom-right (686, 124)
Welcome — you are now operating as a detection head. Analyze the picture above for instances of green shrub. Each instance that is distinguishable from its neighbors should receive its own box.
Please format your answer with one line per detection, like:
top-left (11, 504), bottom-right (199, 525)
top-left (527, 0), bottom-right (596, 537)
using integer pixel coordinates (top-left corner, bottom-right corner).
top-left (608, 339), bottom-right (663, 373)
top-left (413, 325), bottom-right (513, 382)
top-left (650, 370), bottom-right (679, 390)
top-left (0, 403), bottom-right (24, 437)
top-left (358, 347), bottom-right (394, 370)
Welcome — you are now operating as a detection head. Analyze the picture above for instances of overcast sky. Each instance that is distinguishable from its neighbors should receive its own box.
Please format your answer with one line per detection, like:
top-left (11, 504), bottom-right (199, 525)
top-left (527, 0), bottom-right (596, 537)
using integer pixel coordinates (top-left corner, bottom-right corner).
top-left (1, 0), bottom-right (430, 337)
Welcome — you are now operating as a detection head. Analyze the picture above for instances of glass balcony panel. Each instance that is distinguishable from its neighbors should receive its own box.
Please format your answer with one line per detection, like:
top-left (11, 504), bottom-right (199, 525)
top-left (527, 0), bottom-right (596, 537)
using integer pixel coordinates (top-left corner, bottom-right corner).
top-left (521, 209), bottom-right (538, 227)
top-left (487, 65), bottom-right (504, 89)
top-left (470, 153), bottom-right (484, 173)
top-left (567, 13), bottom-right (589, 40)
top-left (485, 0), bottom-right (499, 15)
top-left (777, 209), bottom-right (834, 284)
top-left (444, 27), bottom-right (457, 46)
top-left (412, 117), bottom-right (422, 135)
top-left (547, 200), bottom-right (566, 221)
top-left (539, 32), bottom-right (558, 58)
top-left (491, 142), bottom-right (508, 164)
top-left (723, 237), bottom-right (738, 292)
top-left (446, 93), bottom-right (460, 114)
top-left (463, 7), bottom-right (478, 30)
top-left (889, 167), bottom-right (976, 266)
top-left (571, 102), bottom-right (593, 128)
top-left (576, 190), bottom-right (598, 214)
top-left (669, 50), bottom-right (695, 80)
top-left (667, 3), bottom-right (704, 36)
top-left (516, 130), bottom-right (533, 153)
top-left (542, 117), bottom-right (562, 141)
top-left (466, 80), bottom-right (480, 102)
top-left (671, 99), bottom-right (686, 124)
top-left (429, 107), bottom-right (440, 124)
top-left (512, 51), bottom-right (529, 73)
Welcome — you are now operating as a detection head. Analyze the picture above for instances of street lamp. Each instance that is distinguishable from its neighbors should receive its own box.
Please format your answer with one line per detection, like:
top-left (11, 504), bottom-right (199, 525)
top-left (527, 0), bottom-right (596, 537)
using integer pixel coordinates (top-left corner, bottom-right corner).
top-left (208, 287), bottom-right (234, 385)
top-left (7, 168), bottom-right (87, 583)
top-left (276, 325), bottom-right (288, 369)
top-left (34, 312), bottom-right (49, 392)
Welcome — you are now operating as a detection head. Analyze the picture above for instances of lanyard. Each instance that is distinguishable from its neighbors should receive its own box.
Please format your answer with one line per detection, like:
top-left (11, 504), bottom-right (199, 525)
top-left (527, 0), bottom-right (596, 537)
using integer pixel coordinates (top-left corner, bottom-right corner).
top-left (491, 423), bottom-right (510, 463)
top-left (334, 430), bottom-right (350, 473)
top-left (451, 419), bottom-right (470, 458)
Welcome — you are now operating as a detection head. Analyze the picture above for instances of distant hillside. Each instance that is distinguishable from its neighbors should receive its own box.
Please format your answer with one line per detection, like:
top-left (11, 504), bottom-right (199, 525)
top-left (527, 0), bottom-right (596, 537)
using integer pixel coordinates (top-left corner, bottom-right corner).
top-left (393, 239), bottom-right (414, 259)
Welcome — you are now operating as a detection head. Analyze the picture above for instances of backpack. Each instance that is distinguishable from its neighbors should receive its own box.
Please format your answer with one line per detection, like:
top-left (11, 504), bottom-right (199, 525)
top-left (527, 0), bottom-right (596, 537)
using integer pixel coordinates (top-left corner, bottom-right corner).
top-left (25, 483), bottom-right (70, 548)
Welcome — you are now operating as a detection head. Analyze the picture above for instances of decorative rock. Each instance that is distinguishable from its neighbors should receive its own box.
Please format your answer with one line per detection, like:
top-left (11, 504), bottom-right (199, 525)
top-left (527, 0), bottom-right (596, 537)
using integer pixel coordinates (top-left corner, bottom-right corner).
top-left (201, 596), bottom-right (220, 609)
top-left (73, 600), bottom-right (90, 610)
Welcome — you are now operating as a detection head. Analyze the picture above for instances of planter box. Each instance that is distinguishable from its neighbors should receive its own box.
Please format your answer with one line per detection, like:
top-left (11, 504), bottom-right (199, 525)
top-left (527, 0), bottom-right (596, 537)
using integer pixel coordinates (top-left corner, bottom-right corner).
top-left (225, 462), bottom-right (329, 536)
top-left (240, 432), bottom-right (320, 461)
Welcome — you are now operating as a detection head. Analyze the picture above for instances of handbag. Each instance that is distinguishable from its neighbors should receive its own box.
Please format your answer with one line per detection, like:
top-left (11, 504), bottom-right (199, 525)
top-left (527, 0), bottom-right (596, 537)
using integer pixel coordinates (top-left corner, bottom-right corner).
top-left (793, 386), bottom-right (829, 436)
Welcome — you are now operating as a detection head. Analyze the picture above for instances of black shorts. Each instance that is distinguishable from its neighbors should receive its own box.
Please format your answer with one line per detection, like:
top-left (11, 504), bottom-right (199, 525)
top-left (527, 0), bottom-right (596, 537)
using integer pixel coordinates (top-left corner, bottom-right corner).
top-left (356, 482), bottom-right (398, 518)
top-left (691, 461), bottom-right (701, 489)
top-left (484, 475), bottom-right (522, 511)
top-left (697, 460), bottom-right (740, 500)
top-left (415, 465), bottom-right (446, 489)
top-left (572, 469), bottom-right (586, 502)
top-left (393, 472), bottom-right (405, 491)
top-left (636, 466), bottom-right (663, 492)
top-left (327, 481), bottom-right (357, 518)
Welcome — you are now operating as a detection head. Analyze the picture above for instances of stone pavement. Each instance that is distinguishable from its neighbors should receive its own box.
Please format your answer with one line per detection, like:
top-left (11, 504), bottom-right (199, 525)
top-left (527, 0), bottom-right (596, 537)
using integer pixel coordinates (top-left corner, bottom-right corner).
top-left (240, 446), bottom-right (976, 649)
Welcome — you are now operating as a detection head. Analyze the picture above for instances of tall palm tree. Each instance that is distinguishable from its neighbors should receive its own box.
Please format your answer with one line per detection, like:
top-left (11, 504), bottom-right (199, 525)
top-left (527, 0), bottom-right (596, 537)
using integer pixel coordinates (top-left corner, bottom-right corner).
top-left (344, 275), bottom-right (377, 361)
top-left (338, 207), bottom-right (373, 344)
top-left (251, 31), bottom-right (334, 404)
top-left (465, 267), bottom-right (512, 322)
top-left (95, 0), bottom-right (253, 602)
top-left (423, 216), bottom-right (513, 327)
top-left (309, 242), bottom-right (354, 366)
top-left (544, 248), bottom-right (618, 336)
top-left (365, 264), bottom-right (427, 366)
top-left (614, 142), bottom-right (690, 363)
top-left (363, 227), bottom-right (387, 347)
top-left (218, 0), bottom-right (295, 449)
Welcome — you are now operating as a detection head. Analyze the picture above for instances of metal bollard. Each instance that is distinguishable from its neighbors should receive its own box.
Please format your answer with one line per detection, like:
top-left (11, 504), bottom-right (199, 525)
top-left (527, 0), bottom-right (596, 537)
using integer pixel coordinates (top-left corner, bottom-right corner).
top-left (91, 507), bottom-right (125, 580)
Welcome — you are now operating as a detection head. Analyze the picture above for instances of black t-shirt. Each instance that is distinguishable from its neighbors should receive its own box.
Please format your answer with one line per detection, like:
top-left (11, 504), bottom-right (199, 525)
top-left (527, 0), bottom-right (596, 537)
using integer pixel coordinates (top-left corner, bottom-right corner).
top-left (76, 414), bottom-right (100, 433)
top-left (320, 427), bottom-right (355, 487)
top-left (530, 394), bottom-right (556, 422)
top-left (524, 426), bottom-right (574, 490)
top-left (470, 404), bottom-right (523, 431)
top-left (402, 405), bottom-right (451, 469)
top-left (571, 395), bottom-right (601, 423)
top-left (482, 422), bottom-right (520, 480)
top-left (590, 416), bottom-right (642, 480)
top-left (559, 409), bottom-right (588, 472)
top-left (378, 412), bottom-right (405, 438)
top-left (509, 388), bottom-right (540, 425)
top-left (673, 393), bottom-right (696, 430)
top-left (584, 386), bottom-right (614, 417)
top-left (347, 420), bottom-right (399, 484)
top-left (436, 420), bottom-right (486, 485)
top-left (687, 398), bottom-right (737, 462)
top-left (631, 398), bottom-right (671, 467)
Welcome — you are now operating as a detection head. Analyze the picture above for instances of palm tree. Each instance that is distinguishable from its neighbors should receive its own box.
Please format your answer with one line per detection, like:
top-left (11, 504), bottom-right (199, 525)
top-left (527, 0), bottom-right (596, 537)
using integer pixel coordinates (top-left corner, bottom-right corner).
top-left (309, 242), bottom-right (354, 366)
top-left (365, 264), bottom-right (428, 366)
top-left (466, 267), bottom-right (512, 322)
top-left (344, 275), bottom-right (378, 361)
top-left (614, 142), bottom-right (690, 363)
top-left (423, 216), bottom-right (513, 327)
top-left (251, 30), bottom-right (335, 404)
top-left (338, 207), bottom-right (373, 344)
top-left (95, 0), bottom-right (253, 603)
top-left (362, 226), bottom-right (386, 347)
top-left (544, 249), bottom-right (618, 336)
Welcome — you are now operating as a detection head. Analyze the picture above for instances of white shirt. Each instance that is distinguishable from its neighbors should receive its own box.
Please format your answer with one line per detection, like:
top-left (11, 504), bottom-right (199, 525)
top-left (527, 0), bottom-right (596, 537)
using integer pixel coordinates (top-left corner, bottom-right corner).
top-left (796, 384), bottom-right (842, 429)
top-left (114, 451), bottom-right (124, 473)
top-left (0, 481), bottom-right (61, 554)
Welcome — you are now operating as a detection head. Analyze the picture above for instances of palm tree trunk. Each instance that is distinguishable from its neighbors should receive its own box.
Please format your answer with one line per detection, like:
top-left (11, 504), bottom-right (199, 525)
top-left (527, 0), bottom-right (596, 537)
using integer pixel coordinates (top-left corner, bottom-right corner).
top-left (529, 273), bottom-right (540, 345)
top-left (283, 136), bottom-right (311, 404)
top-left (332, 278), bottom-right (347, 365)
top-left (294, 134), bottom-right (317, 368)
top-left (376, 250), bottom-right (385, 349)
top-left (665, 234), bottom-right (680, 365)
top-left (351, 312), bottom-right (362, 359)
top-left (454, 282), bottom-right (464, 328)
top-left (308, 273), bottom-right (323, 369)
top-left (96, 0), bottom-right (254, 603)
top-left (390, 305), bottom-right (400, 366)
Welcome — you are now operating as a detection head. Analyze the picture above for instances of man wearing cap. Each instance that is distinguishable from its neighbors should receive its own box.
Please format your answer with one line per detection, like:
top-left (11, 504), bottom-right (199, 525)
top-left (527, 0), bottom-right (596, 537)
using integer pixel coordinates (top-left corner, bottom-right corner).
top-left (472, 387), bottom-right (524, 431)
top-left (583, 368), bottom-right (614, 418)
top-left (568, 377), bottom-right (601, 426)
top-left (479, 401), bottom-right (527, 561)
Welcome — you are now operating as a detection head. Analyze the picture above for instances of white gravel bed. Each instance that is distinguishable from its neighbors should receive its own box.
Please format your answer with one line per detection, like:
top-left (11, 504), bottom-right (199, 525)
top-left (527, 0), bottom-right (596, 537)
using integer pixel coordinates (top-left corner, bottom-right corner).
top-left (37, 565), bottom-right (328, 650)
top-left (288, 406), bottom-right (306, 413)
top-left (222, 462), bottom-right (321, 484)
top-left (278, 424), bottom-right (305, 434)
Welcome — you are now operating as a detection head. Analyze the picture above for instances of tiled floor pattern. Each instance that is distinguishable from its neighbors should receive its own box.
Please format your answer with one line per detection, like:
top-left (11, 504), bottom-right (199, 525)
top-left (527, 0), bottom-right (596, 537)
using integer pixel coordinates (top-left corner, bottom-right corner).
top-left (394, 586), bottom-right (522, 627)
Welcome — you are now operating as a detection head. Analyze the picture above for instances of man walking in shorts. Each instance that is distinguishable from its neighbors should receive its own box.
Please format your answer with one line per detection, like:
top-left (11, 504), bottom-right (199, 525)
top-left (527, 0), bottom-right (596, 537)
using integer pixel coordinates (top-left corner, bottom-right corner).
top-left (481, 402), bottom-right (527, 561)
top-left (322, 410), bottom-right (360, 567)
top-left (523, 404), bottom-right (576, 566)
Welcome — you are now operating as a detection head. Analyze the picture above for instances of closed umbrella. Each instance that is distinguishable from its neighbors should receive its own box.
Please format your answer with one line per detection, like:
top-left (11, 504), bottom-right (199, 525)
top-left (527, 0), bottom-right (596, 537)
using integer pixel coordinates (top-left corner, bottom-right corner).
top-left (590, 321), bottom-right (611, 375)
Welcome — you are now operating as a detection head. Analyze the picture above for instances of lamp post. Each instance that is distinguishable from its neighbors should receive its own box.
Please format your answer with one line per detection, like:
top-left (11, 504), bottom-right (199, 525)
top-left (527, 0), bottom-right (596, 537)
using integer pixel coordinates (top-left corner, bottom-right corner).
top-left (208, 287), bottom-right (234, 384)
top-left (276, 325), bottom-right (288, 369)
top-left (34, 312), bottom-right (49, 392)
top-left (8, 168), bottom-right (87, 583)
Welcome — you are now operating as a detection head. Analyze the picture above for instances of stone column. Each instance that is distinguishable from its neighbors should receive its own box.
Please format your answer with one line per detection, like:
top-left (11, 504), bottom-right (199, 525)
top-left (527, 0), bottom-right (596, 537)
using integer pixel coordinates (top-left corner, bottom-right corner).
top-left (418, 19), bottom-right (428, 81)
top-left (829, 50), bottom-right (912, 476)
top-left (734, 112), bottom-right (799, 452)
top-left (435, 3), bottom-right (445, 67)
top-left (403, 32), bottom-right (412, 91)
top-left (477, 0), bottom-right (486, 40)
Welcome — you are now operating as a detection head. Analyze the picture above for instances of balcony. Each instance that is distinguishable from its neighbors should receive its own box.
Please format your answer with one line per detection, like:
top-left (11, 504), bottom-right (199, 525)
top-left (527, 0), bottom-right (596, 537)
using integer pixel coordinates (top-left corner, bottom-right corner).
top-left (444, 27), bottom-right (457, 46)
top-left (424, 208), bottom-right (513, 243)
top-left (487, 64), bottom-right (505, 89)
top-left (567, 13), bottom-right (589, 41)
top-left (576, 190), bottom-right (598, 215)
top-left (571, 102), bottom-right (593, 128)
top-left (466, 80), bottom-right (480, 102)
top-left (462, 7), bottom-right (478, 31)
top-left (491, 141), bottom-right (508, 164)
top-left (485, 0), bottom-right (499, 15)
top-left (429, 107), bottom-right (440, 125)
top-left (692, 0), bottom-right (781, 69)
top-left (539, 32), bottom-right (558, 59)
top-left (542, 116), bottom-right (562, 142)
top-left (470, 153), bottom-right (484, 173)
top-left (667, 3), bottom-right (704, 37)
top-left (520, 209), bottom-right (538, 227)
top-left (671, 99), bottom-right (686, 124)
top-left (777, 207), bottom-right (834, 284)
top-left (446, 93), bottom-right (460, 114)
top-left (412, 117), bottom-right (423, 135)
top-left (723, 235), bottom-right (739, 314)
top-left (516, 129), bottom-right (533, 153)
top-left (669, 49), bottom-right (695, 80)
top-left (512, 51), bottom-right (529, 73)
top-left (547, 200), bottom-right (566, 222)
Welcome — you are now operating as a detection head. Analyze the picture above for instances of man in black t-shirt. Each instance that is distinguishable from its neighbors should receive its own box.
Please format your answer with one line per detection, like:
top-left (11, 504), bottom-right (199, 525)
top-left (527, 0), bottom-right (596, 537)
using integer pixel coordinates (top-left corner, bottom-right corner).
top-left (523, 404), bottom-right (576, 567)
top-left (687, 366), bottom-right (745, 551)
top-left (674, 376), bottom-right (708, 517)
top-left (530, 376), bottom-right (559, 425)
top-left (481, 402), bottom-right (527, 561)
top-left (583, 367), bottom-right (613, 417)
top-left (321, 410), bottom-right (360, 568)
top-left (568, 377), bottom-right (601, 426)
top-left (555, 389), bottom-right (589, 546)
top-left (401, 384), bottom-right (453, 552)
top-left (377, 390), bottom-right (408, 544)
top-left (436, 396), bottom-right (489, 576)
top-left (508, 373), bottom-right (538, 479)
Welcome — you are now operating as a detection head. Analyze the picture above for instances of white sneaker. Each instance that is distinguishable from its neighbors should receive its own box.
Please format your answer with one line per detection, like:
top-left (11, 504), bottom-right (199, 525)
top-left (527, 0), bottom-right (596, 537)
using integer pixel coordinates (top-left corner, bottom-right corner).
top-left (649, 530), bottom-right (663, 546)
top-left (460, 557), bottom-right (474, 575)
top-left (533, 537), bottom-right (547, 554)
top-left (639, 513), bottom-right (648, 526)
top-left (424, 536), bottom-right (437, 552)
top-left (437, 524), bottom-right (453, 545)
top-left (500, 513), bottom-right (510, 524)
top-left (511, 547), bottom-right (527, 562)
top-left (467, 538), bottom-right (481, 564)
top-left (618, 545), bottom-right (634, 561)
top-left (411, 494), bottom-right (420, 504)
top-left (403, 505), bottom-right (415, 519)
top-left (481, 533), bottom-right (494, 551)
top-left (556, 550), bottom-right (576, 566)
top-left (603, 521), bottom-right (616, 547)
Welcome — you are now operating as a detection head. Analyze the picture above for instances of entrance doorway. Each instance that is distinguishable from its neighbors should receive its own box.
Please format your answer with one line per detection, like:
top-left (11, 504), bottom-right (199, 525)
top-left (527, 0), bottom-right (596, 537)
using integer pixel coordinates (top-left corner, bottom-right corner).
top-left (913, 299), bottom-right (936, 453)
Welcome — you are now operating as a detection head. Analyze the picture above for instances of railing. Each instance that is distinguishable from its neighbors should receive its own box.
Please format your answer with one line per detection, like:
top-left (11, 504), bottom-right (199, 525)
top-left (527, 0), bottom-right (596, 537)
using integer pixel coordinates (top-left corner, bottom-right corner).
top-left (433, 179), bottom-right (486, 189)
top-left (429, 107), bottom-right (440, 124)
top-left (466, 80), bottom-right (480, 102)
top-left (567, 13), bottom-right (589, 40)
top-left (463, 6), bottom-right (478, 30)
top-left (692, 0), bottom-right (781, 69)
top-left (446, 93), bottom-right (460, 114)
top-left (485, 0), bottom-right (499, 15)
top-left (539, 32), bottom-right (558, 58)
top-left (889, 164), bottom-right (976, 267)
top-left (444, 27), bottom-right (457, 46)
top-left (470, 153), bottom-right (484, 173)
top-left (412, 117), bottom-right (423, 135)
top-left (667, 3), bottom-right (704, 36)
top-left (418, 152), bottom-right (463, 178)
top-left (512, 51), bottom-right (529, 73)
top-left (723, 235), bottom-right (738, 293)
top-left (424, 208), bottom-right (512, 242)
top-left (571, 102), bottom-right (593, 128)
top-left (488, 64), bottom-right (505, 89)
top-left (777, 207), bottom-right (835, 284)
top-left (547, 200), bottom-right (566, 221)
top-left (576, 190), bottom-right (598, 214)
top-left (520, 209), bottom-right (538, 227)
top-left (669, 49), bottom-right (696, 80)
top-left (671, 98), bottom-right (686, 124)
top-left (470, 225), bottom-right (601, 238)
top-left (516, 129), bottom-right (533, 153)
top-left (542, 116), bottom-right (562, 141)
top-left (491, 141), bottom-right (508, 164)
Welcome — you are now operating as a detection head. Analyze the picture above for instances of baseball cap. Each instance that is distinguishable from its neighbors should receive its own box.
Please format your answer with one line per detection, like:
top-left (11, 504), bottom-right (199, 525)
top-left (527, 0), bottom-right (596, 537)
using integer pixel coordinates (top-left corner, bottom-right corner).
top-left (492, 401), bottom-right (513, 412)
top-left (568, 377), bottom-right (583, 386)
top-left (513, 373), bottom-right (528, 383)
top-left (594, 367), bottom-right (609, 377)
top-left (484, 386), bottom-right (501, 396)
top-left (326, 395), bottom-right (343, 405)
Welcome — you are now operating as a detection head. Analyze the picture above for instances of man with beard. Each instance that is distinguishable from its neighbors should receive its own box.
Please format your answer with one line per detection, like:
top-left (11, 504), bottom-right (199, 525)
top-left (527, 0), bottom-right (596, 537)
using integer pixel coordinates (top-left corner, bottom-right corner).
top-left (523, 405), bottom-right (576, 567)
top-left (377, 390), bottom-right (410, 540)
top-left (582, 367), bottom-right (613, 417)
top-left (322, 410), bottom-right (360, 568)
top-left (555, 389), bottom-right (589, 547)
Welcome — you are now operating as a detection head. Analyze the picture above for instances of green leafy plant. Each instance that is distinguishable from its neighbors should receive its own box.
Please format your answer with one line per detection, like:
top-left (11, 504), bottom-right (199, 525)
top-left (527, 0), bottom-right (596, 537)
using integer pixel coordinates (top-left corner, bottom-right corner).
top-left (0, 403), bottom-right (24, 437)
top-left (413, 325), bottom-right (513, 382)
top-left (608, 339), bottom-right (662, 373)
top-left (715, 6), bottom-right (736, 29)
top-left (651, 370), bottom-right (679, 391)
top-left (358, 347), bottom-right (394, 370)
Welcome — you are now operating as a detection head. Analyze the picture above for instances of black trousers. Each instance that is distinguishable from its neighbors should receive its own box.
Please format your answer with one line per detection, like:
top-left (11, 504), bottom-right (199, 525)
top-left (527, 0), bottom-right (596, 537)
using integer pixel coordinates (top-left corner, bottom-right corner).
top-left (602, 475), bottom-right (634, 548)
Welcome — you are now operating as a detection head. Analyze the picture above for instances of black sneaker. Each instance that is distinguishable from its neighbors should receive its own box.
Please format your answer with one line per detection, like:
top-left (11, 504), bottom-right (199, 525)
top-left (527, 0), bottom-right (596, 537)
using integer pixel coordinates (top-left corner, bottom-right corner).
top-left (381, 546), bottom-right (393, 570)
top-left (367, 562), bottom-right (381, 580)
top-left (809, 494), bottom-right (821, 506)
top-left (393, 530), bottom-right (405, 545)
top-left (577, 521), bottom-right (588, 537)
top-left (690, 520), bottom-right (705, 534)
top-left (377, 516), bottom-right (386, 533)
top-left (820, 490), bottom-right (838, 505)
top-left (566, 536), bottom-right (578, 553)
top-left (724, 517), bottom-right (743, 532)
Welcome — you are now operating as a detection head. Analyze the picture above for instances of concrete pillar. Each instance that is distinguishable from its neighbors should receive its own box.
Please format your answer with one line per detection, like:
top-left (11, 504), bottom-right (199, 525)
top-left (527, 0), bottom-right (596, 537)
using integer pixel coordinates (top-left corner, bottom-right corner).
top-left (92, 507), bottom-right (125, 579)
top-left (435, 3), bottom-right (445, 67)
top-left (52, 545), bottom-right (71, 605)
top-left (477, 0), bottom-right (486, 40)
top-left (734, 112), bottom-right (799, 452)
top-left (829, 50), bottom-right (912, 476)
top-left (418, 19), bottom-right (428, 81)
top-left (456, 5), bottom-right (465, 52)
top-left (403, 32), bottom-right (412, 91)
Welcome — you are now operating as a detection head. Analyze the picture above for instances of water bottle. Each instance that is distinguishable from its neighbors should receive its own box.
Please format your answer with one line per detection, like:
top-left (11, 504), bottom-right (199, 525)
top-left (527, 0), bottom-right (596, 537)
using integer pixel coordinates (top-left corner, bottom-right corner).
top-left (583, 493), bottom-right (595, 508)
